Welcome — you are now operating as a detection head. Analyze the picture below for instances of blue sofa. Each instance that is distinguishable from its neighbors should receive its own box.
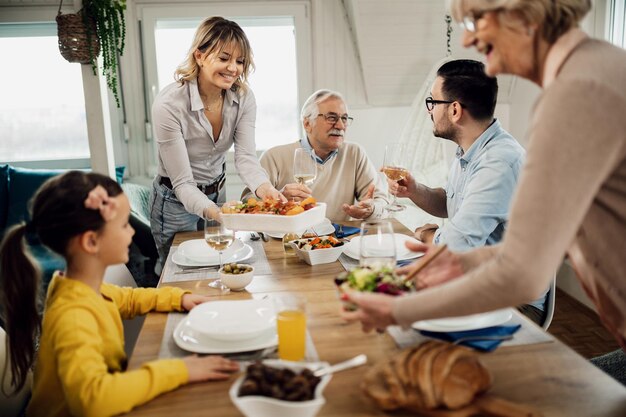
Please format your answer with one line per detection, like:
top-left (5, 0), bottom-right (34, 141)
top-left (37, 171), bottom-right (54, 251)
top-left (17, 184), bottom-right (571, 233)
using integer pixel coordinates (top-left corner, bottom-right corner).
top-left (0, 164), bottom-right (124, 289)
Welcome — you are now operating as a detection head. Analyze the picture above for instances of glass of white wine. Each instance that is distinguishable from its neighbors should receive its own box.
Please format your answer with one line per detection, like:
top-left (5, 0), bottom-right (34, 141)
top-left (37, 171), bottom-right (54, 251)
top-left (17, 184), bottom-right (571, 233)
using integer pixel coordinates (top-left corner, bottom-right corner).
top-left (293, 148), bottom-right (317, 186)
top-left (382, 143), bottom-right (409, 212)
top-left (204, 217), bottom-right (236, 290)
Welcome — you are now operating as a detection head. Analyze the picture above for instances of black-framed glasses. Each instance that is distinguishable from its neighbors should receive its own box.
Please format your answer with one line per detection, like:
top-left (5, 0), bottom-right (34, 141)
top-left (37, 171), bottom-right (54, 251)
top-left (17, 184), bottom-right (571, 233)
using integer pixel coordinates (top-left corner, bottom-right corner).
top-left (317, 113), bottom-right (354, 126)
top-left (425, 97), bottom-right (456, 112)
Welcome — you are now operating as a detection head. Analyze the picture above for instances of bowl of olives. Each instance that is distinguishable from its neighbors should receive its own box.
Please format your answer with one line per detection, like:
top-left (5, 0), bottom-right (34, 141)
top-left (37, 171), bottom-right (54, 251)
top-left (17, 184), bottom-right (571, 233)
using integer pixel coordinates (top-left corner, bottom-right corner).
top-left (219, 263), bottom-right (254, 291)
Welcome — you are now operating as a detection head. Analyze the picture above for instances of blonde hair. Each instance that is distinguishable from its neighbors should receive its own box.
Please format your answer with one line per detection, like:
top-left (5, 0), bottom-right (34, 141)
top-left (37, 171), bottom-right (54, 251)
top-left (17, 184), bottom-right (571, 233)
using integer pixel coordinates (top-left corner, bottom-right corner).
top-left (448, 0), bottom-right (591, 43)
top-left (175, 16), bottom-right (255, 93)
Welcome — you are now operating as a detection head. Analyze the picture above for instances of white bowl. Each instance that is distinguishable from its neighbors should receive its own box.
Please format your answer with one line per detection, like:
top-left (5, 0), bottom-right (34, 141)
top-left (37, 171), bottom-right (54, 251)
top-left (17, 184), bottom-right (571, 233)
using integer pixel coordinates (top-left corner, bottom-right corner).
top-left (230, 360), bottom-right (332, 417)
top-left (187, 299), bottom-right (275, 342)
top-left (290, 238), bottom-right (346, 266)
top-left (219, 264), bottom-right (254, 291)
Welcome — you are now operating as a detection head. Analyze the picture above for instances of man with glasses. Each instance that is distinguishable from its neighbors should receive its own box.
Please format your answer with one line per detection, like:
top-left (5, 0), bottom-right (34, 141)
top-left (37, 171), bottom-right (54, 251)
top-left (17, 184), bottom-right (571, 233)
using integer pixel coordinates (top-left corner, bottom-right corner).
top-left (388, 60), bottom-right (544, 323)
top-left (242, 89), bottom-right (389, 221)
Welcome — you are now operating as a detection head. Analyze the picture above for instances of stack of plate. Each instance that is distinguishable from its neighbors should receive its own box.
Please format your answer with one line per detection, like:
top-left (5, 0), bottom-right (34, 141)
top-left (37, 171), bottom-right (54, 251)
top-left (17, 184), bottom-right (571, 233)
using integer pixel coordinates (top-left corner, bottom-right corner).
top-left (174, 299), bottom-right (277, 353)
top-left (172, 238), bottom-right (254, 267)
top-left (411, 309), bottom-right (513, 332)
top-left (342, 233), bottom-right (424, 262)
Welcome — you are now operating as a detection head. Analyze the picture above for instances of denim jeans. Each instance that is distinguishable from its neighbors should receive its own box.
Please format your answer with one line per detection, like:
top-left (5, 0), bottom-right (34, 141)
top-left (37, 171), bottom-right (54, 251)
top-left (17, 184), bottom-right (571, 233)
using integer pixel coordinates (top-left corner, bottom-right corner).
top-left (149, 177), bottom-right (225, 273)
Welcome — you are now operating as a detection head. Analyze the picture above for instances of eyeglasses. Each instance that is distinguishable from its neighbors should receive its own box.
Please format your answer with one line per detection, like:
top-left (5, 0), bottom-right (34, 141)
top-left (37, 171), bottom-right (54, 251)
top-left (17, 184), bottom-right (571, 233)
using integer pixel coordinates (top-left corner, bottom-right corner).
top-left (460, 8), bottom-right (500, 32)
top-left (425, 97), bottom-right (457, 112)
top-left (317, 113), bottom-right (354, 126)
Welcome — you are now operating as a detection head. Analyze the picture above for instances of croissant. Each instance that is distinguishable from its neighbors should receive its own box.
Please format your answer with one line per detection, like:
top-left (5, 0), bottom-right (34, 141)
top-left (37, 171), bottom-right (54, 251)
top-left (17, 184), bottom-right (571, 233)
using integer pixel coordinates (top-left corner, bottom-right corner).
top-left (362, 341), bottom-right (491, 412)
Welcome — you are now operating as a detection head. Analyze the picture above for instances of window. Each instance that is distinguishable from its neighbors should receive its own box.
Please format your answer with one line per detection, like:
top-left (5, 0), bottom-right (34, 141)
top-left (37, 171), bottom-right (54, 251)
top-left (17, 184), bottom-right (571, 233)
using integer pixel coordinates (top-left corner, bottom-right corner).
top-left (0, 23), bottom-right (90, 162)
top-left (140, 2), bottom-right (312, 151)
top-left (608, 0), bottom-right (626, 48)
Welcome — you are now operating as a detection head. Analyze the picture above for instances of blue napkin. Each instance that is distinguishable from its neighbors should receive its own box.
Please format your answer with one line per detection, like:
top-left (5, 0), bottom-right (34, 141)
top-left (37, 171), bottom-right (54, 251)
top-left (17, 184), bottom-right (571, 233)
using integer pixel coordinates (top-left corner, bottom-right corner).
top-left (333, 224), bottom-right (360, 238)
top-left (419, 324), bottom-right (521, 352)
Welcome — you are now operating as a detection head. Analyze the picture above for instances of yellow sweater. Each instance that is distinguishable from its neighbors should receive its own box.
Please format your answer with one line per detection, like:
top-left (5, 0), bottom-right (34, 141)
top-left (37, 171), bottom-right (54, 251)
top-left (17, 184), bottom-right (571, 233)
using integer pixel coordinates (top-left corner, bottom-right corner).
top-left (27, 273), bottom-right (190, 417)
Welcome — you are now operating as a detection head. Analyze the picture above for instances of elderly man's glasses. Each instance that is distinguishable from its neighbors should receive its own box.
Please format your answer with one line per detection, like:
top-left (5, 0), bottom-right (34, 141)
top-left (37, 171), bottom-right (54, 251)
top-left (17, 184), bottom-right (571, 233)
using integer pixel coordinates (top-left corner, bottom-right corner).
top-left (425, 97), bottom-right (457, 112)
top-left (317, 113), bottom-right (354, 126)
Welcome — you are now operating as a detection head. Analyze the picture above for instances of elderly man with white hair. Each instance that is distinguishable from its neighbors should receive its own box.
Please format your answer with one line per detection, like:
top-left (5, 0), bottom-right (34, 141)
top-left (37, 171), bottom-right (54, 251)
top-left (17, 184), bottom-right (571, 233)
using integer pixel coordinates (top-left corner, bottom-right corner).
top-left (242, 89), bottom-right (390, 222)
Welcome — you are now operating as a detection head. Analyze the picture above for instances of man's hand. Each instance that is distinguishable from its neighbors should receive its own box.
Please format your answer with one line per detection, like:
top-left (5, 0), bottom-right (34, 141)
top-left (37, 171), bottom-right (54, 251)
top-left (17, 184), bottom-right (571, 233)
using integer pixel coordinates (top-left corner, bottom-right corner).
top-left (181, 293), bottom-right (212, 311)
top-left (280, 183), bottom-right (313, 202)
top-left (386, 170), bottom-right (418, 199)
top-left (340, 290), bottom-right (397, 333)
top-left (342, 184), bottom-right (375, 219)
top-left (414, 223), bottom-right (439, 244)
top-left (256, 182), bottom-right (287, 202)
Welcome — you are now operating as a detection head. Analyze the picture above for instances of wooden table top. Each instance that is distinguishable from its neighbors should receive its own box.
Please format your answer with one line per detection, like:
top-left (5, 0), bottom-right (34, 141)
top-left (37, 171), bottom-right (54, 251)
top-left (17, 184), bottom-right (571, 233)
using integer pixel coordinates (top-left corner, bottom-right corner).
top-left (126, 222), bottom-right (626, 416)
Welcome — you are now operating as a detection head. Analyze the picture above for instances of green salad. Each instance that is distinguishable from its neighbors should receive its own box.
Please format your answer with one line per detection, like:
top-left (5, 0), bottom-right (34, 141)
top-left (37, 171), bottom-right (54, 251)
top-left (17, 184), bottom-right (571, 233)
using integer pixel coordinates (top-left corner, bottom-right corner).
top-left (334, 265), bottom-right (414, 296)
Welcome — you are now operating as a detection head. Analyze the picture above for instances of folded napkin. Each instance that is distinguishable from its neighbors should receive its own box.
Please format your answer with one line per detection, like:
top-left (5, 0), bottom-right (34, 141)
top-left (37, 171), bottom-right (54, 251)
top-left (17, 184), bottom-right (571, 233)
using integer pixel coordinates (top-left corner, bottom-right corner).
top-left (396, 259), bottom-right (414, 267)
top-left (333, 224), bottom-right (360, 238)
top-left (419, 324), bottom-right (521, 352)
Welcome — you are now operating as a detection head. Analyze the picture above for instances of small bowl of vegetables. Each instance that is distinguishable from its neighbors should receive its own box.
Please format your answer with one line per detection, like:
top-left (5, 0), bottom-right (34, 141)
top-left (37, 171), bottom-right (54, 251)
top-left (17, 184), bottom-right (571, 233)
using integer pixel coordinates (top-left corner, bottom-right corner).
top-left (290, 235), bottom-right (346, 265)
top-left (219, 263), bottom-right (254, 291)
top-left (334, 265), bottom-right (414, 310)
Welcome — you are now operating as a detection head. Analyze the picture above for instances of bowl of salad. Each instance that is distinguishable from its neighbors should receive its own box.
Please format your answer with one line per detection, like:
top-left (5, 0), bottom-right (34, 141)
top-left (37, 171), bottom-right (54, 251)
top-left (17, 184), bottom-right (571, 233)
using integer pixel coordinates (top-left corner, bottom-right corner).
top-left (289, 235), bottom-right (346, 265)
top-left (334, 266), bottom-right (414, 310)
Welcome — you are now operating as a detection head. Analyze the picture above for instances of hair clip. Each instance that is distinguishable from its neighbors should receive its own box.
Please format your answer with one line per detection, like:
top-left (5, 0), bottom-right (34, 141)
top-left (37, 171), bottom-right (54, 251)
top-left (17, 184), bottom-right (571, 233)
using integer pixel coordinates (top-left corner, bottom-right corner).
top-left (84, 185), bottom-right (117, 221)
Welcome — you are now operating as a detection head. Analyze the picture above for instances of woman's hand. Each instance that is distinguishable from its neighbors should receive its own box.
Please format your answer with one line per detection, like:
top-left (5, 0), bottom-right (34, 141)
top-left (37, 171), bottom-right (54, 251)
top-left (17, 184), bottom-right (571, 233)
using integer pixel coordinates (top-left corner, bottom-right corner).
top-left (340, 290), bottom-right (397, 333)
top-left (181, 293), bottom-right (211, 311)
top-left (183, 355), bottom-right (240, 383)
top-left (203, 205), bottom-right (223, 222)
top-left (281, 183), bottom-right (312, 201)
top-left (397, 242), bottom-right (465, 290)
top-left (256, 182), bottom-right (287, 202)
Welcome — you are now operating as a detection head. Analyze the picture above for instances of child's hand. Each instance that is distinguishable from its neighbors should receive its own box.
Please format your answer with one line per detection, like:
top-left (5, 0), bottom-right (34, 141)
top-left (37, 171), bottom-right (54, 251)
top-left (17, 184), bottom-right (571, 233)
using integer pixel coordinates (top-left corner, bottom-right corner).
top-left (183, 355), bottom-right (240, 383)
top-left (181, 294), bottom-right (212, 311)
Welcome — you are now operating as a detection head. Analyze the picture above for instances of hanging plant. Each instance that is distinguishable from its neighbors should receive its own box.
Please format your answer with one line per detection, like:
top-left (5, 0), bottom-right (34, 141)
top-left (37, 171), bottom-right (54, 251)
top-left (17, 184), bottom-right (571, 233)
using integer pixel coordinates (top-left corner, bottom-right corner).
top-left (56, 0), bottom-right (126, 107)
top-left (84, 0), bottom-right (126, 107)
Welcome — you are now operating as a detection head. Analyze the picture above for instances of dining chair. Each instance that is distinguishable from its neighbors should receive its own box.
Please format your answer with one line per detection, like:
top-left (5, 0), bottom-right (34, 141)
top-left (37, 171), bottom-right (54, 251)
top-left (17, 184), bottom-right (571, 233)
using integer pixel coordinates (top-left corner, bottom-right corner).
top-left (103, 264), bottom-right (145, 357)
top-left (541, 275), bottom-right (557, 331)
top-left (1, 326), bottom-right (32, 417)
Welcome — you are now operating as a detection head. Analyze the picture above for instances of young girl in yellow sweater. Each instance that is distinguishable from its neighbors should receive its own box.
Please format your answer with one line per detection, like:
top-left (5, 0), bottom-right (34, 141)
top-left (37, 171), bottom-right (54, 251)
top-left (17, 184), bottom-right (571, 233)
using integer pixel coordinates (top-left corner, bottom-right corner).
top-left (0, 171), bottom-right (238, 416)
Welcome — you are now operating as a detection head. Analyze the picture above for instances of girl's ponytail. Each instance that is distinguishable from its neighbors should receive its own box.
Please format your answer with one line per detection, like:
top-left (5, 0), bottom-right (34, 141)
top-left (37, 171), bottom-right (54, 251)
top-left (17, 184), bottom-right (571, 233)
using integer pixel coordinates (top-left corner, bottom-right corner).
top-left (0, 223), bottom-right (41, 393)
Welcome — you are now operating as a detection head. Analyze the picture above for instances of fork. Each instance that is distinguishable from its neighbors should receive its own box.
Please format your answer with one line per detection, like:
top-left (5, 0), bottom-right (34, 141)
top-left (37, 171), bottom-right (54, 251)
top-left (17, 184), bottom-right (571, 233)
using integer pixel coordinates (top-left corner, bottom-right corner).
top-left (337, 224), bottom-right (345, 238)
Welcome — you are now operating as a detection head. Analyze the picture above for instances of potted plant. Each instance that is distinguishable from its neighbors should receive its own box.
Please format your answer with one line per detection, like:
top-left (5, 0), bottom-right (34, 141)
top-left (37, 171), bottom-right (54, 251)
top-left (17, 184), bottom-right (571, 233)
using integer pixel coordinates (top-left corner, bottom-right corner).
top-left (56, 0), bottom-right (127, 106)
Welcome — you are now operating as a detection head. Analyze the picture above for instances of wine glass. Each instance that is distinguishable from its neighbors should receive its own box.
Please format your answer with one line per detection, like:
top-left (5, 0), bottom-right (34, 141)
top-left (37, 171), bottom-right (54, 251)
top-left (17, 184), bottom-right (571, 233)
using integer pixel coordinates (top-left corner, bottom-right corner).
top-left (204, 217), bottom-right (236, 290)
top-left (382, 143), bottom-right (409, 212)
top-left (293, 148), bottom-right (317, 186)
top-left (359, 219), bottom-right (397, 270)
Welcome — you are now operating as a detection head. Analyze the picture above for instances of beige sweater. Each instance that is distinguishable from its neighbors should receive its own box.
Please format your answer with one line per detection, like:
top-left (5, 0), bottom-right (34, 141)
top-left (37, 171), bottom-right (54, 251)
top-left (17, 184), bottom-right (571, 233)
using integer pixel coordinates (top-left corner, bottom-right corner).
top-left (394, 36), bottom-right (626, 349)
top-left (243, 141), bottom-right (390, 222)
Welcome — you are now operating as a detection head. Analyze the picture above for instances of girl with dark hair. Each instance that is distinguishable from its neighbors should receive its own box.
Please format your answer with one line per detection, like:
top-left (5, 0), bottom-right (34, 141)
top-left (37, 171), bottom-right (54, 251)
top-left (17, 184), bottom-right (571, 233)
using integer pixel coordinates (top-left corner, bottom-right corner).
top-left (0, 171), bottom-right (238, 416)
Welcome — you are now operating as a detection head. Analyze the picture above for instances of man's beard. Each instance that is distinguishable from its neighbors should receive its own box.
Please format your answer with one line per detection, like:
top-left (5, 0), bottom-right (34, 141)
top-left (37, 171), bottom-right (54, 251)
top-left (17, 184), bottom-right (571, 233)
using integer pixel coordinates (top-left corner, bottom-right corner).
top-left (432, 116), bottom-right (458, 142)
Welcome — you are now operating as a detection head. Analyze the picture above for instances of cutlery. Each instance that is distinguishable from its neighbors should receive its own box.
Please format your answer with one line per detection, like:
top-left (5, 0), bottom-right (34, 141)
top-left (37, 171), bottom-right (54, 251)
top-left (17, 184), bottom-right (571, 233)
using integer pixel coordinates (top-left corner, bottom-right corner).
top-left (313, 354), bottom-right (367, 377)
top-left (259, 232), bottom-right (269, 242)
top-left (250, 232), bottom-right (261, 241)
top-left (174, 266), bottom-right (219, 275)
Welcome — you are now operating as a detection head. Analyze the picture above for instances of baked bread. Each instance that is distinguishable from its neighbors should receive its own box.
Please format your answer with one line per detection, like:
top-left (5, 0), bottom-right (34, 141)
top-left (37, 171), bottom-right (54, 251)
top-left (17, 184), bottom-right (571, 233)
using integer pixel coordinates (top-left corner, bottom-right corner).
top-left (362, 341), bottom-right (491, 412)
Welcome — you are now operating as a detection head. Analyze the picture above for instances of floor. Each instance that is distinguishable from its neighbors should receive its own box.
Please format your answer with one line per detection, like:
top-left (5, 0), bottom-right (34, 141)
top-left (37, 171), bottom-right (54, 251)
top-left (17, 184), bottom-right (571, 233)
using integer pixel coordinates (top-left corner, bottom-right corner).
top-left (548, 288), bottom-right (620, 359)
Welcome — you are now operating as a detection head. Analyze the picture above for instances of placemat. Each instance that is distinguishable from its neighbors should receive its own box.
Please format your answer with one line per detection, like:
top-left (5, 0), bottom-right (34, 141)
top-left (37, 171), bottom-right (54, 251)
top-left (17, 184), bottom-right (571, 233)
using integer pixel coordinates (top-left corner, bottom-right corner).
top-left (338, 254), bottom-right (359, 271)
top-left (159, 312), bottom-right (320, 362)
top-left (387, 309), bottom-right (555, 349)
top-left (161, 239), bottom-right (272, 284)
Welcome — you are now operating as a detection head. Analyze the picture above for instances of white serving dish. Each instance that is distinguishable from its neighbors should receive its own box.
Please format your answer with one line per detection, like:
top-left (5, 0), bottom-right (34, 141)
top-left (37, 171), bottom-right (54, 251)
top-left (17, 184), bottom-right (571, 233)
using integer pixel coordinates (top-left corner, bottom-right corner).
top-left (290, 238), bottom-right (346, 266)
top-left (186, 299), bottom-right (276, 342)
top-left (221, 203), bottom-right (326, 234)
top-left (219, 264), bottom-right (254, 291)
top-left (230, 360), bottom-right (332, 417)
top-left (265, 218), bottom-right (335, 239)
top-left (177, 238), bottom-right (244, 263)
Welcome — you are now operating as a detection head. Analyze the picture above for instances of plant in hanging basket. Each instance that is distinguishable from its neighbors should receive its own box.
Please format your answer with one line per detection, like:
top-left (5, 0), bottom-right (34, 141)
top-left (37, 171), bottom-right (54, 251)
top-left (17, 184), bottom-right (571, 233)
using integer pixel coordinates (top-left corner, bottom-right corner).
top-left (56, 0), bottom-right (126, 107)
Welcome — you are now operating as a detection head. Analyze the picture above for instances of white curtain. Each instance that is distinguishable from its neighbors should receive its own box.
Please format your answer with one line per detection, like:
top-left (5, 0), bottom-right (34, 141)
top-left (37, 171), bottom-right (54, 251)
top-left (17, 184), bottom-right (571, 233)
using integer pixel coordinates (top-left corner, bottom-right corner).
top-left (393, 57), bottom-right (456, 232)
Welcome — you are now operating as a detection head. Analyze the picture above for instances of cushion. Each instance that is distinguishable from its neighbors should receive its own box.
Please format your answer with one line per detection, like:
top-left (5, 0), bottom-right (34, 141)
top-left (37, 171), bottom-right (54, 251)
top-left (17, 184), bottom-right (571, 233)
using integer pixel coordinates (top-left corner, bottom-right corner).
top-left (5, 166), bottom-right (125, 229)
top-left (0, 164), bottom-right (8, 233)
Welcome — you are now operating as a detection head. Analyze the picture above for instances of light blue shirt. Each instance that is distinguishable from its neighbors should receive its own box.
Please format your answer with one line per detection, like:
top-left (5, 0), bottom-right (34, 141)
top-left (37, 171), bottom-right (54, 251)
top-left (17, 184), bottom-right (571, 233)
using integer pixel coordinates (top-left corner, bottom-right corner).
top-left (433, 119), bottom-right (525, 251)
top-left (300, 137), bottom-right (338, 164)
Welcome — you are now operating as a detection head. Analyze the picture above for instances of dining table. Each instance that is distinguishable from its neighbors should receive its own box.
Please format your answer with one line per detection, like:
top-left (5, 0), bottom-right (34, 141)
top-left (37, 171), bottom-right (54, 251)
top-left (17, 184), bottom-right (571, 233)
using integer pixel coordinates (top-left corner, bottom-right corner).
top-left (126, 220), bottom-right (626, 416)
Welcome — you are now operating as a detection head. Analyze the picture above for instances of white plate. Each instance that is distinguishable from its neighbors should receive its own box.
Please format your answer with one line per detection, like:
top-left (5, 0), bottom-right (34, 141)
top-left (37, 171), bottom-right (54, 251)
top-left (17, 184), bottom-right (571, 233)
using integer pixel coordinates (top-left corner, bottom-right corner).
top-left (343, 234), bottom-right (424, 261)
top-left (411, 309), bottom-right (514, 332)
top-left (172, 244), bottom-right (254, 267)
top-left (221, 203), bottom-right (326, 234)
top-left (265, 218), bottom-right (335, 239)
top-left (173, 320), bottom-right (278, 354)
top-left (178, 238), bottom-right (245, 263)
top-left (187, 299), bottom-right (276, 341)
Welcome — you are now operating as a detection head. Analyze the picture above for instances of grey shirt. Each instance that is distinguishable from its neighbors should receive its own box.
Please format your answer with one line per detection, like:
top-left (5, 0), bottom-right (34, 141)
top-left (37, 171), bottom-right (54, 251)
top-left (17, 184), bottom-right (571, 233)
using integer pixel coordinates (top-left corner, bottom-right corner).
top-left (152, 79), bottom-right (268, 217)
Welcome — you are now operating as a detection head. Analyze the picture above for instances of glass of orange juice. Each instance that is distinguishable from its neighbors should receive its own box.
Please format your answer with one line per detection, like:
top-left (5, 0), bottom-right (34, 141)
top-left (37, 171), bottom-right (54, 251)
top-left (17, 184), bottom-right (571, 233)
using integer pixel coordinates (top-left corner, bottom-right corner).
top-left (274, 294), bottom-right (307, 361)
